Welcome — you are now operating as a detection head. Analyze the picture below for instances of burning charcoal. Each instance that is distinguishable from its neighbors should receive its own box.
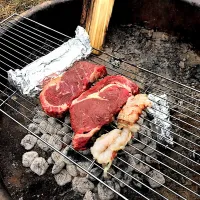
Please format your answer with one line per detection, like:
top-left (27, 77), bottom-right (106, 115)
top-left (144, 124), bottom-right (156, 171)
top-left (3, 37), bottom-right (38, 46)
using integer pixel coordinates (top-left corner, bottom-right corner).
top-left (126, 165), bottom-right (134, 173)
top-left (98, 180), bottom-right (119, 200)
top-left (37, 134), bottom-right (50, 151)
top-left (33, 116), bottom-right (44, 124)
top-left (54, 169), bottom-right (72, 186)
top-left (139, 126), bottom-right (152, 145)
top-left (132, 174), bottom-right (143, 188)
top-left (114, 181), bottom-right (120, 193)
top-left (36, 110), bottom-right (47, 119)
top-left (143, 141), bottom-right (156, 154)
top-left (22, 151), bottom-right (38, 167)
top-left (48, 135), bottom-right (62, 151)
top-left (72, 177), bottom-right (94, 194)
top-left (66, 164), bottom-right (78, 177)
top-left (134, 163), bottom-right (150, 174)
top-left (143, 119), bottom-right (150, 127)
top-left (55, 123), bottom-right (62, 131)
top-left (62, 157), bottom-right (73, 165)
top-left (119, 173), bottom-right (132, 188)
top-left (51, 151), bottom-right (66, 174)
top-left (128, 156), bottom-right (136, 168)
top-left (28, 123), bottom-right (40, 134)
top-left (83, 190), bottom-right (95, 200)
top-left (39, 120), bottom-right (48, 134)
top-left (134, 132), bottom-right (139, 139)
top-left (133, 154), bottom-right (142, 164)
top-left (64, 118), bottom-right (71, 126)
top-left (64, 114), bottom-right (71, 125)
top-left (52, 159), bottom-right (66, 174)
top-left (128, 154), bottom-right (142, 167)
top-left (140, 135), bottom-right (151, 144)
top-left (61, 147), bottom-right (73, 165)
top-left (21, 134), bottom-right (37, 150)
top-left (54, 123), bottom-right (62, 134)
top-left (57, 126), bottom-right (71, 136)
top-left (115, 171), bottom-right (122, 179)
top-left (124, 146), bottom-right (138, 155)
top-left (47, 157), bottom-right (54, 165)
top-left (46, 123), bottom-right (62, 135)
top-left (147, 170), bottom-right (165, 188)
top-left (51, 151), bottom-right (61, 163)
top-left (46, 124), bottom-right (54, 135)
top-left (30, 157), bottom-right (49, 176)
top-left (87, 167), bottom-right (102, 181)
top-left (93, 185), bottom-right (98, 193)
top-left (48, 117), bottom-right (57, 125)
top-left (145, 152), bottom-right (159, 164)
top-left (93, 193), bottom-right (99, 200)
top-left (62, 135), bottom-right (71, 144)
top-left (52, 148), bottom-right (72, 170)
top-left (77, 161), bottom-right (91, 177)
top-left (132, 142), bottom-right (145, 150)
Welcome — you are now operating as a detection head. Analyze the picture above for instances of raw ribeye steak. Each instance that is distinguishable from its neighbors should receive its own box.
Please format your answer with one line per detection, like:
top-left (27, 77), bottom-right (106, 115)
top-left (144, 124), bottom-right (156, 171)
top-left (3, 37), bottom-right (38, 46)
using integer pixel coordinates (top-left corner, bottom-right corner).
top-left (70, 75), bottom-right (139, 150)
top-left (40, 61), bottom-right (107, 117)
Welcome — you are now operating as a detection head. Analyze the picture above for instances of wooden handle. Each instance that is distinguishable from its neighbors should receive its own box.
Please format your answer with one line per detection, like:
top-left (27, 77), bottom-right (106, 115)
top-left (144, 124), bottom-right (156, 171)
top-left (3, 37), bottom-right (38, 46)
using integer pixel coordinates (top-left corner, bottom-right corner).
top-left (81, 0), bottom-right (115, 55)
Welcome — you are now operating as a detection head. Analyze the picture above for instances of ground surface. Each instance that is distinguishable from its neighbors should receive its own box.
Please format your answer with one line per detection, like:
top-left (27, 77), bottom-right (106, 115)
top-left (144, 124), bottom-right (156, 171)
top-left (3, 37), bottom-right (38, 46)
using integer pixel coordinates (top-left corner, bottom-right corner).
top-left (0, 0), bottom-right (46, 21)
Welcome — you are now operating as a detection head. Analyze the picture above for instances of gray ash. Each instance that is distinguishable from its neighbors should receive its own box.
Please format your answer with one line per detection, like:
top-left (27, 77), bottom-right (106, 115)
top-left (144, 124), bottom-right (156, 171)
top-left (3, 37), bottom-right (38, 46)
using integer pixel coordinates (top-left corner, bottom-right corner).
top-left (16, 104), bottom-right (165, 200)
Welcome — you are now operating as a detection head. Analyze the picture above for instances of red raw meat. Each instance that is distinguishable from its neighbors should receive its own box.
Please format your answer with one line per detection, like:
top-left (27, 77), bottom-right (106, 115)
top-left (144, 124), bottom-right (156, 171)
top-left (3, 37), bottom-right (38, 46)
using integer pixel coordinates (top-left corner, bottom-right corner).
top-left (39, 61), bottom-right (107, 117)
top-left (70, 75), bottom-right (139, 150)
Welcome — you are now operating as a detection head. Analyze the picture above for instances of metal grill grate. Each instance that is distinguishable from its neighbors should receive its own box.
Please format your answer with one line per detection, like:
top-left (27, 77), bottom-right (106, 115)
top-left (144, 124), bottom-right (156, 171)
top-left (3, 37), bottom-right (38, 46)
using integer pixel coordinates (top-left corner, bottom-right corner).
top-left (0, 13), bottom-right (200, 200)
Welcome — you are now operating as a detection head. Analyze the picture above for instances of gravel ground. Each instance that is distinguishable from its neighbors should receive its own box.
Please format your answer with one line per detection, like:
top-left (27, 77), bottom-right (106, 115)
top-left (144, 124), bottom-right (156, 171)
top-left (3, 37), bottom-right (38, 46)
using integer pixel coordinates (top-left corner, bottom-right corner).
top-left (0, 0), bottom-right (46, 21)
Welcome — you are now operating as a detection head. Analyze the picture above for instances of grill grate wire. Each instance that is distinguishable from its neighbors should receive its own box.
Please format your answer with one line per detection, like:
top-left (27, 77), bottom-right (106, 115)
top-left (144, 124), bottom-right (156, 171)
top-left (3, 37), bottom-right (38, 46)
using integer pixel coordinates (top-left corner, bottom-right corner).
top-left (0, 14), bottom-right (200, 200)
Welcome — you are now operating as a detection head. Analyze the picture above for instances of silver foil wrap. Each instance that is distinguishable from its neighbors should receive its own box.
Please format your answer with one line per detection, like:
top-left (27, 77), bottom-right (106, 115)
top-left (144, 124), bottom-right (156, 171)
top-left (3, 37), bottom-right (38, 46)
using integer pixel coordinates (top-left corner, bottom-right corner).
top-left (147, 94), bottom-right (173, 145)
top-left (7, 26), bottom-right (92, 97)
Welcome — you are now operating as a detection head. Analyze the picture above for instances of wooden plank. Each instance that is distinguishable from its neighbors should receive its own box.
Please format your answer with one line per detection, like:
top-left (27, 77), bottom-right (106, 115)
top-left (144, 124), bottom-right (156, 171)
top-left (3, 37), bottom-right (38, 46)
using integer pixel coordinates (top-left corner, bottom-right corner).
top-left (80, 0), bottom-right (91, 25)
top-left (83, 0), bottom-right (115, 55)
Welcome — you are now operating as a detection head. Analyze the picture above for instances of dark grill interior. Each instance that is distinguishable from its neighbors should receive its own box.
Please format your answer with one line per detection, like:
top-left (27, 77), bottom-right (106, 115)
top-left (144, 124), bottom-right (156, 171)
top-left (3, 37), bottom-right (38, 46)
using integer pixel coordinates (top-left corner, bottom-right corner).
top-left (0, 12), bottom-right (200, 200)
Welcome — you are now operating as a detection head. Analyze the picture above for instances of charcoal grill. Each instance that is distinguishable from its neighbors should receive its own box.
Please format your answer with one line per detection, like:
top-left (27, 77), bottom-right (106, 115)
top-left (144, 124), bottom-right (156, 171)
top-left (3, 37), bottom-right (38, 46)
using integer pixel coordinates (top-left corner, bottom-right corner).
top-left (0, 1), bottom-right (200, 200)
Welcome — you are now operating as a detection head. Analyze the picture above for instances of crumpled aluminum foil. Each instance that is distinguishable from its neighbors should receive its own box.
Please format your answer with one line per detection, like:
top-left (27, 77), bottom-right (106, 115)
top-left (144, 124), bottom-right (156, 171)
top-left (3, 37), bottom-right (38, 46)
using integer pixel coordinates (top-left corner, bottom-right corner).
top-left (7, 26), bottom-right (92, 97)
top-left (147, 94), bottom-right (173, 145)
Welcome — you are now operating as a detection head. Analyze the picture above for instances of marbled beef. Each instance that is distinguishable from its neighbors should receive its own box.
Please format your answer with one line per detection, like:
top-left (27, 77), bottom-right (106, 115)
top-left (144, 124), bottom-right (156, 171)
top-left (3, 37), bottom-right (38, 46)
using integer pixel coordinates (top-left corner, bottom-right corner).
top-left (70, 75), bottom-right (139, 150)
top-left (40, 61), bottom-right (107, 117)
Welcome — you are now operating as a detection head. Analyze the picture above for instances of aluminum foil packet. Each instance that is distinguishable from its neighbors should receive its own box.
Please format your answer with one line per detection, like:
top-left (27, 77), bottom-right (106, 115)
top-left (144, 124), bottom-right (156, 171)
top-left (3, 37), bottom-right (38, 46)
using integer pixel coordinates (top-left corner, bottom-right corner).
top-left (147, 94), bottom-right (173, 145)
top-left (7, 26), bottom-right (92, 97)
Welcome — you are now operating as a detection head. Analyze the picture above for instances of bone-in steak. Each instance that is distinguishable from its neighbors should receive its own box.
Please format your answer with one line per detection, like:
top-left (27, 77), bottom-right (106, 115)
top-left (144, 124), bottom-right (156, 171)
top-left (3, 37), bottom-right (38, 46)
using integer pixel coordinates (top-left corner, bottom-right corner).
top-left (39, 61), bottom-right (107, 117)
top-left (70, 75), bottom-right (139, 150)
